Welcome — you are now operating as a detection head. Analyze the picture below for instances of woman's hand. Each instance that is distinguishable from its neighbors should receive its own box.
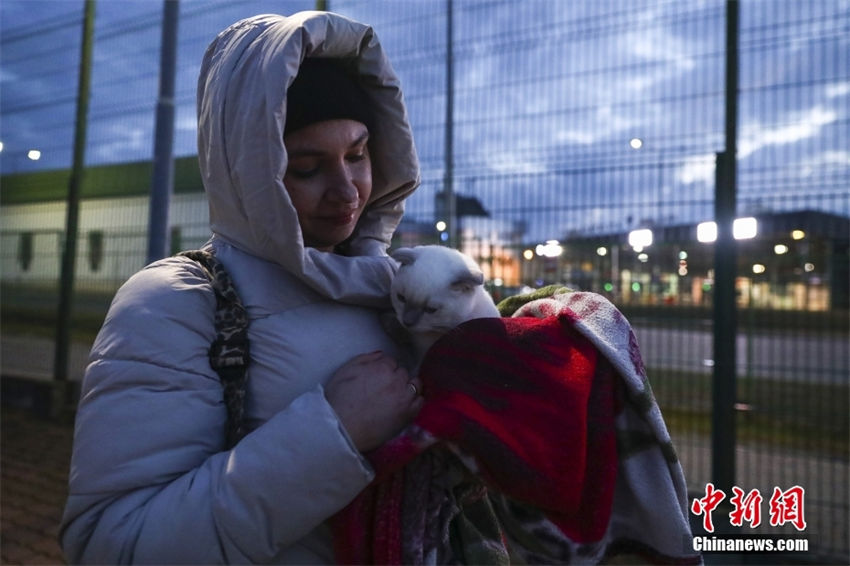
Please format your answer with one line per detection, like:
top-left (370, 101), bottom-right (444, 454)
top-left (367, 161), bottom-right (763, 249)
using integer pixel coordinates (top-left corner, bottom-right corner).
top-left (325, 351), bottom-right (423, 453)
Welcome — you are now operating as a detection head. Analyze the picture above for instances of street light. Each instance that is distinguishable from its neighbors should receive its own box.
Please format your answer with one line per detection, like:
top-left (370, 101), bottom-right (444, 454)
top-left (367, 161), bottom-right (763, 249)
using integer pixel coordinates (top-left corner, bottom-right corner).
top-left (697, 221), bottom-right (717, 243)
top-left (733, 217), bottom-right (757, 240)
top-left (435, 220), bottom-right (448, 242)
top-left (535, 240), bottom-right (563, 258)
top-left (697, 217), bottom-right (759, 243)
top-left (628, 228), bottom-right (653, 252)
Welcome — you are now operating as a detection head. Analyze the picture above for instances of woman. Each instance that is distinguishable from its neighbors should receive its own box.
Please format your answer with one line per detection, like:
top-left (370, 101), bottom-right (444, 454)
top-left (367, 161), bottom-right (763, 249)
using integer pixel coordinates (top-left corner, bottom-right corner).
top-left (61, 11), bottom-right (421, 564)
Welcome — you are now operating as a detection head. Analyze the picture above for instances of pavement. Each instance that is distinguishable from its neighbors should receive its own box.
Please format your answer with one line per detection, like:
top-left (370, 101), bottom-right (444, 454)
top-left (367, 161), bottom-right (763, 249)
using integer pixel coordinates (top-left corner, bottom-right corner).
top-left (1, 407), bottom-right (73, 565)
top-left (1, 334), bottom-right (87, 566)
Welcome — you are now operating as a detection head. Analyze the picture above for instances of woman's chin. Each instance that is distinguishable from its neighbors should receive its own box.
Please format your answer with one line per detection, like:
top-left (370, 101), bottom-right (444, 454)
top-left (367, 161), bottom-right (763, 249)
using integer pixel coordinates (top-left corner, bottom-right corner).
top-left (304, 225), bottom-right (358, 251)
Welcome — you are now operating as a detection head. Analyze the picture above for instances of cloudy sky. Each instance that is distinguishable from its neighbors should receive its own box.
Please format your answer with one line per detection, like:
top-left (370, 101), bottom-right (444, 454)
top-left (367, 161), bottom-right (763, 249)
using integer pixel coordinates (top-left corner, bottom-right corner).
top-left (1, 0), bottom-right (848, 241)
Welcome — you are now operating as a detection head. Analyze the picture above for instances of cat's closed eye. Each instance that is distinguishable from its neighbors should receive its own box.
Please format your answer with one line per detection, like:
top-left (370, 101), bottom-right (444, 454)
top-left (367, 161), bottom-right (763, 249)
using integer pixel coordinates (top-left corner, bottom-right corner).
top-left (396, 293), bottom-right (406, 303)
top-left (424, 306), bottom-right (438, 314)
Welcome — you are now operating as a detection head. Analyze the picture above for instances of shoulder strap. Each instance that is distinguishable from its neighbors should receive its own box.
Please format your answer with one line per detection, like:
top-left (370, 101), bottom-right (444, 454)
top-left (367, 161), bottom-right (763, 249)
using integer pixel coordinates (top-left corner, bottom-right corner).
top-left (178, 250), bottom-right (249, 449)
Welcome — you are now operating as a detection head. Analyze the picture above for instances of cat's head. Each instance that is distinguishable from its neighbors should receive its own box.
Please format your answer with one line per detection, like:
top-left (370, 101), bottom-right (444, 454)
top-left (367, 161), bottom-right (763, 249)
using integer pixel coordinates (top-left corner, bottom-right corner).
top-left (390, 246), bottom-right (485, 335)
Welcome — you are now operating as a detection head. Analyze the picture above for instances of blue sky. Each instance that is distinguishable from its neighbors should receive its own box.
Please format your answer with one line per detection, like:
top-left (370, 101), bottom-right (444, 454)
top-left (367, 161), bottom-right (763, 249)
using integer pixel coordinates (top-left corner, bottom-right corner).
top-left (1, 0), bottom-right (848, 240)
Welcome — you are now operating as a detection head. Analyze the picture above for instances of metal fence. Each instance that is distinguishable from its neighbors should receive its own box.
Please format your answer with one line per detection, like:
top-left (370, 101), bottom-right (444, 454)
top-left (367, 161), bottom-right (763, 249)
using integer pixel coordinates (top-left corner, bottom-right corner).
top-left (1, 0), bottom-right (848, 561)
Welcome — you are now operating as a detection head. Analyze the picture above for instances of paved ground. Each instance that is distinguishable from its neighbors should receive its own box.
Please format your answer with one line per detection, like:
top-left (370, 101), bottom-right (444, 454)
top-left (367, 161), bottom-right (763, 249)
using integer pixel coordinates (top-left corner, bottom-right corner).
top-left (1, 407), bottom-right (73, 565)
top-left (1, 334), bottom-right (85, 565)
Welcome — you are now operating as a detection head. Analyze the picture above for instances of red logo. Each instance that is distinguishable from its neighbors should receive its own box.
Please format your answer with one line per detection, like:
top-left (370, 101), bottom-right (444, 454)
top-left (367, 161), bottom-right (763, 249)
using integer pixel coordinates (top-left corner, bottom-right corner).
top-left (768, 486), bottom-right (807, 531)
top-left (729, 487), bottom-right (763, 528)
top-left (691, 484), bottom-right (806, 533)
top-left (691, 483), bottom-right (726, 533)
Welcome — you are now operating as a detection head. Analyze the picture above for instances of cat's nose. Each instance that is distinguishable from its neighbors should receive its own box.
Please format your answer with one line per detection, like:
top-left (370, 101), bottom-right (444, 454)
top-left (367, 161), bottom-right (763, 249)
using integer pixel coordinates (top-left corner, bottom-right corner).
top-left (402, 307), bottom-right (423, 327)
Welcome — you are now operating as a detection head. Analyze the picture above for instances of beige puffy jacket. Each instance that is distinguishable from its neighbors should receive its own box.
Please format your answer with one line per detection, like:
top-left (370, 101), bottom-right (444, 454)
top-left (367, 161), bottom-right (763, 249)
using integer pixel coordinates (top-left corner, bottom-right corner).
top-left (61, 11), bottom-right (419, 564)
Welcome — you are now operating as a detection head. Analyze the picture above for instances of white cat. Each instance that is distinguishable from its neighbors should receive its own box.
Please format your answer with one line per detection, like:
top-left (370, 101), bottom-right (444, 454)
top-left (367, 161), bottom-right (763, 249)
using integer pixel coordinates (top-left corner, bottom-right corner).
top-left (390, 245), bottom-right (501, 363)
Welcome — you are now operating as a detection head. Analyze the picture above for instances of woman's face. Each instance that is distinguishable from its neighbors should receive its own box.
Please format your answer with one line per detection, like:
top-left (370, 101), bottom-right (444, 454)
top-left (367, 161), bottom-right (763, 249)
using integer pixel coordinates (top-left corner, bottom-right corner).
top-left (283, 119), bottom-right (372, 251)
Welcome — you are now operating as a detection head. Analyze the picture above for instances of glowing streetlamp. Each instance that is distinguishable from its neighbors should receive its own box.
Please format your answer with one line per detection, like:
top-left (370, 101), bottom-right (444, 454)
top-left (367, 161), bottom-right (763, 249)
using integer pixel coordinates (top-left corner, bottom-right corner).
top-left (535, 240), bottom-right (563, 258)
top-left (628, 228), bottom-right (653, 252)
top-left (697, 217), bottom-right (758, 243)
top-left (697, 222), bottom-right (717, 243)
top-left (733, 217), bottom-right (757, 240)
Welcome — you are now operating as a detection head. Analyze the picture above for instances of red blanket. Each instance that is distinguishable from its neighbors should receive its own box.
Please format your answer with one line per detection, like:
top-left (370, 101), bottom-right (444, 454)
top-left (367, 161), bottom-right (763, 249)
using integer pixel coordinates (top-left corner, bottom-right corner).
top-left (333, 291), bottom-right (700, 565)
top-left (334, 314), bottom-right (617, 562)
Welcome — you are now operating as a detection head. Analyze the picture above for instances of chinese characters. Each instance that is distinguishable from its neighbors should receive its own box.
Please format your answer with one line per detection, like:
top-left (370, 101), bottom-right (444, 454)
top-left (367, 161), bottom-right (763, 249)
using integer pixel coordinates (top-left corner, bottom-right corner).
top-left (692, 484), bottom-right (806, 533)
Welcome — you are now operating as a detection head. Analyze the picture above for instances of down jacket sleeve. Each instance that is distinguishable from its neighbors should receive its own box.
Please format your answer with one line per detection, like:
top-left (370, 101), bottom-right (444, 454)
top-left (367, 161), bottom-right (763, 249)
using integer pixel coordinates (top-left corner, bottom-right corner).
top-left (60, 258), bottom-right (374, 564)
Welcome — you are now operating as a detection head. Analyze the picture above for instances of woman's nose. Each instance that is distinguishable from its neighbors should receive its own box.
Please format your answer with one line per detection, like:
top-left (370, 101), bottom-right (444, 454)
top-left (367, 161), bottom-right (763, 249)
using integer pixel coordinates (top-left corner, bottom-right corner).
top-left (327, 164), bottom-right (360, 204)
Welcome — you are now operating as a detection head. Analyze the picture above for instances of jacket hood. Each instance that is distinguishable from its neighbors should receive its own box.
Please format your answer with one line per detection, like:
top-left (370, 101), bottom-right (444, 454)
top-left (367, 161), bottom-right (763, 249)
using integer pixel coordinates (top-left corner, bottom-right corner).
top-left (197, 11), bottom-right (420, 305)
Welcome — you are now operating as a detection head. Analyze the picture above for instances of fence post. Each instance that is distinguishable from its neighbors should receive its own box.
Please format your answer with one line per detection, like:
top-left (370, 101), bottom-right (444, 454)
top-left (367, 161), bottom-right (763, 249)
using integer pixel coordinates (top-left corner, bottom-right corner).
top-left (54, 0), bottom-right (95, 393)
top-left (146, 0), bottom-right (180, 263)
top-left (712, 0), bottom-right (739, 496)
top-left (713, 150), bottom-right (737, 495)
top-left (443, 0), bottom-right (457, 249)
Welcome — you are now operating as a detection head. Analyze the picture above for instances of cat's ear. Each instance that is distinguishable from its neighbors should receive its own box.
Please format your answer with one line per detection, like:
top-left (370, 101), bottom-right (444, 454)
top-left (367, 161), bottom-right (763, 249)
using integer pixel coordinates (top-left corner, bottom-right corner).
top-left (451, 271), bottom-right (485, 292)
top-left (391, 248), bottom-right (417, 266)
